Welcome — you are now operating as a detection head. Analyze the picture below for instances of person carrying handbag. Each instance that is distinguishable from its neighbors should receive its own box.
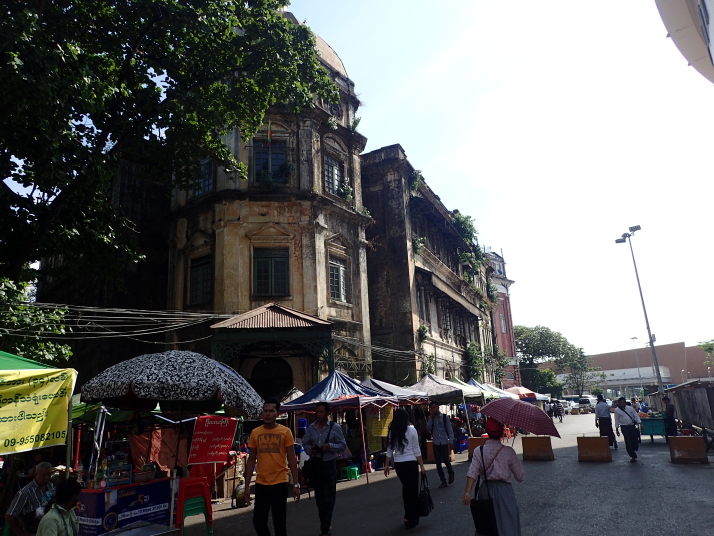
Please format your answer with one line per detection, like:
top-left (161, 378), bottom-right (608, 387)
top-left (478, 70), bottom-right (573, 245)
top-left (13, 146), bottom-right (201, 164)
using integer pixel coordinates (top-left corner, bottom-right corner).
top-left (462, 418), bottom-right (524, 536)
top-left (384, 408), bottom-right (427, 529)
top-left (302, 402), bottom-right (346, 536)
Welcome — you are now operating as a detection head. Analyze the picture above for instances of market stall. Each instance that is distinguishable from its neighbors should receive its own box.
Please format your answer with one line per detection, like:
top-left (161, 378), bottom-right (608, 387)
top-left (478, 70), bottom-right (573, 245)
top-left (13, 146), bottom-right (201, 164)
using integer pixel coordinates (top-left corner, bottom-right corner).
top-left (408, 374), bottom-right (480, 436)
top-left (78, 351), bottom-right (263, 536)
top-left (360, 378), bottom-right (428, 405)
top-left (468, 379), bottom-right (519, 399)
top-left (282, 371), bottom-right (399, 483)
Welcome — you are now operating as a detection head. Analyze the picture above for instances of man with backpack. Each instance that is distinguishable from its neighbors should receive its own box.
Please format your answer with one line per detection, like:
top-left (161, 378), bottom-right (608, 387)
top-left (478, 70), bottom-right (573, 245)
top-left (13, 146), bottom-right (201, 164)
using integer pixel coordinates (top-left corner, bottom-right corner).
top-left (302, 402), bottom-right (346, 536)
top-left (427, 401), bottom-right (455, 488)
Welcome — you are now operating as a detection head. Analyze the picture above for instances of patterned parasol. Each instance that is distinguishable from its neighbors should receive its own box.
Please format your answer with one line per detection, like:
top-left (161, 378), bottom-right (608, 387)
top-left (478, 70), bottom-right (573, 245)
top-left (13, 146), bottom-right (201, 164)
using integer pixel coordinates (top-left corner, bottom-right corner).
top-left (480, 397), bottom-right (561, 438)
top-left (81, 351), bottom-right (263, 418)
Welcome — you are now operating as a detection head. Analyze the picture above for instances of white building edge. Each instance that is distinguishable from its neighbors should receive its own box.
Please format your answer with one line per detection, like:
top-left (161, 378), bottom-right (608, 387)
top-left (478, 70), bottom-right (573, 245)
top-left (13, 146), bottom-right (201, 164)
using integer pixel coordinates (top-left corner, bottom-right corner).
top-left (655, 0), bottom-right (714, 83)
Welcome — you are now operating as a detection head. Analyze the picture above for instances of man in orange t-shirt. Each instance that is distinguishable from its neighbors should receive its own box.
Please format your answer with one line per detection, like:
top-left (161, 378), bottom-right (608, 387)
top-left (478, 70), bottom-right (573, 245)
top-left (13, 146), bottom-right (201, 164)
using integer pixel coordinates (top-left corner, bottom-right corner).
top-left (244, 398), bottom-right (300, 536)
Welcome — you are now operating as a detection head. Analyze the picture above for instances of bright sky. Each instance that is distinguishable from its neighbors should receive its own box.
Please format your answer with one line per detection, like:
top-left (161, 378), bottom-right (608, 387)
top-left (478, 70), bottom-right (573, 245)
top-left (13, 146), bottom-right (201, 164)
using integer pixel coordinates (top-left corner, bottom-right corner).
top-left (290, 0), bottom-right (714, 356)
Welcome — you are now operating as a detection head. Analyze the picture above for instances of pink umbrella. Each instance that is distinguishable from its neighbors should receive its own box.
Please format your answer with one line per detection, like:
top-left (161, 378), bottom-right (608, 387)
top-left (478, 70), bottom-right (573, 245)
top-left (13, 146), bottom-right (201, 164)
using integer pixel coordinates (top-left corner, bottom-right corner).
top-left (505, 386), bottom-right (536, 399)
top-left (480, 398), bottom-right (561, 438)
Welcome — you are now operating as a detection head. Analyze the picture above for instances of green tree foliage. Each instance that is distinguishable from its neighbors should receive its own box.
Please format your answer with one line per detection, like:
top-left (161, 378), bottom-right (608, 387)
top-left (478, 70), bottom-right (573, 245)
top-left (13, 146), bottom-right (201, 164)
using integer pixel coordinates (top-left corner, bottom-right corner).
top-left (532, 368), bottom-right (562, 399)
top-left (465, 342), bottom-right (483, 381)
top-left (555, 347), bottom-right (606, 397)
top-left (697, 339), bottom-right (714, 366)
top-left (452, 212), bottom-right (478, 244)
top-left (0, 279), bottom-right (71, 363)
top-left (514, 325), bottom-right (573, 391)
top-left (0, 0), bottom-right (337, 283)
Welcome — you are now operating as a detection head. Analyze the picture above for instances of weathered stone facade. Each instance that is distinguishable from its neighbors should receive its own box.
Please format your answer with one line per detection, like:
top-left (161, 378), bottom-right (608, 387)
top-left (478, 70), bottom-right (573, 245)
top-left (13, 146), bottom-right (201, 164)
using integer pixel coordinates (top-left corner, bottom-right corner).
top-left (361, 144), bottom-right (496, 386)
top-left (168, 25), bottom-right (372, 397)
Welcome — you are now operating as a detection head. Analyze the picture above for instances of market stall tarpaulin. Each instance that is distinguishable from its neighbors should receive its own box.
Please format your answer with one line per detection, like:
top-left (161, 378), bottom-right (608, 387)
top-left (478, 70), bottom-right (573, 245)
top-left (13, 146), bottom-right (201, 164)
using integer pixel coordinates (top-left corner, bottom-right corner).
top-left (0, 368), bottom-right (77, 454)
top-left (188, 415), bottom-right (238, 464)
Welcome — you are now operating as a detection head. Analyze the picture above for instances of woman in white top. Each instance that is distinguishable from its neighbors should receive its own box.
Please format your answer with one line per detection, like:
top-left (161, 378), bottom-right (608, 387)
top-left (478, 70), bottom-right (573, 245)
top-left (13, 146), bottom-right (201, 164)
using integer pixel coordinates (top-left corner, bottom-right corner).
top-left (384, 408), bottom-right (426, 529)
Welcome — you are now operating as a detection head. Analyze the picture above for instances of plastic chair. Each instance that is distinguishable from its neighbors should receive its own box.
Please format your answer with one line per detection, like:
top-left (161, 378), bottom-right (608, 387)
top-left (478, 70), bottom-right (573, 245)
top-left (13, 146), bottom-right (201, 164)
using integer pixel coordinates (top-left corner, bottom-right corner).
top-left (340, 466), bottom-right (360, 480)
top-left (176, 477), bottom-right (213, 536)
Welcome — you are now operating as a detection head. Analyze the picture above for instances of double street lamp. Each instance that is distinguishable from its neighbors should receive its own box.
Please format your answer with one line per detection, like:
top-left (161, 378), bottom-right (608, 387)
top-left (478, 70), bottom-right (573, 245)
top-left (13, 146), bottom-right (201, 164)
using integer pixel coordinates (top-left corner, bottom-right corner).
top-left (615, 226), bottom-right (665, 393)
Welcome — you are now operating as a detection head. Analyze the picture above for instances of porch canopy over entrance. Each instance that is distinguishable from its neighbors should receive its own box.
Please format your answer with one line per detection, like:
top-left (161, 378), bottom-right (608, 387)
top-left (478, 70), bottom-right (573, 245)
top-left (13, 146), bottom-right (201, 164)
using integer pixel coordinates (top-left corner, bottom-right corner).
top-left (211, 303), bottom-right (335, 400)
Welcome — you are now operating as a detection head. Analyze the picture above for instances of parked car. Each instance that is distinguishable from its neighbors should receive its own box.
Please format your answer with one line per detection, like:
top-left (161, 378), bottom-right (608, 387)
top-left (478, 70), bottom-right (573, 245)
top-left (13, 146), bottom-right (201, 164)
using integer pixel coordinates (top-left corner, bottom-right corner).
top-left (566, 401), bottom-right (579, 414)
top-left (579, 397), bottom-right (598, 412)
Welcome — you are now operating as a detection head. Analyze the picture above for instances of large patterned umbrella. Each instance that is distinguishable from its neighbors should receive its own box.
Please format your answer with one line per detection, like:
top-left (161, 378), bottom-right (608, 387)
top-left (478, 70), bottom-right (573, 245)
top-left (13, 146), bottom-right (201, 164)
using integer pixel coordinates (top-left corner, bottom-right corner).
top-left (81, 351), bottom-right (263, 418)
top-left (480, 398), bottom-right (560, 438)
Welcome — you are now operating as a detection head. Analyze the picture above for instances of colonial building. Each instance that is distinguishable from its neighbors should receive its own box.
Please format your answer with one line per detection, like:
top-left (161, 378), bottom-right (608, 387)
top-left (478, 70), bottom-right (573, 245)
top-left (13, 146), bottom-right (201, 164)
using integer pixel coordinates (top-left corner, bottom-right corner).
top-left (486, 250), bottom-right (519, 388)
top-left (361, 144), bottom-right (497, 385)
top-left (166, 15), bottom-right (374, 399)
top-left (37, 12), bottom-right (512, 395)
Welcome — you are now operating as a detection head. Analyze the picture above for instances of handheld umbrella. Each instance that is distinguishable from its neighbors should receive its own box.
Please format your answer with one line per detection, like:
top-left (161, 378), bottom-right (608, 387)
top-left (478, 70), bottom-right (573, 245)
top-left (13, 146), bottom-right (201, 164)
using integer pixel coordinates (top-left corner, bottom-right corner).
top-left (480, 398), bottom-right (560, 438)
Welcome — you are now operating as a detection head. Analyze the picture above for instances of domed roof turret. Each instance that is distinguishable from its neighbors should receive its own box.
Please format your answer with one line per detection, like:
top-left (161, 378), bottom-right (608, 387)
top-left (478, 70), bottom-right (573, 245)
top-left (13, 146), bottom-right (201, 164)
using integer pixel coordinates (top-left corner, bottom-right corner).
top-left (282, 12), bottom-right (348, 78)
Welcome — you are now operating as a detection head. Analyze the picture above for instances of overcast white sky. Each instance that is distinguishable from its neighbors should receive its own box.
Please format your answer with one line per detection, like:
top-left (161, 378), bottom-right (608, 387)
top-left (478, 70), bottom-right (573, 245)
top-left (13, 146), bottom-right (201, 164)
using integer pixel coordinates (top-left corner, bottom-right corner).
top-left (290, 0), bottom-right (714, 355)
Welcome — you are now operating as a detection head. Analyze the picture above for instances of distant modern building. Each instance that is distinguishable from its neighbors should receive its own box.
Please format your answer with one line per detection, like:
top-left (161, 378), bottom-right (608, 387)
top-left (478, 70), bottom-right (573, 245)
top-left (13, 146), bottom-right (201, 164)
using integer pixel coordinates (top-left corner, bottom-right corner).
top-left (486, 250), bottom-right (519, 388)
top-left (655, 0), bottom-right (714, 82)
top-left (587, 342), bottom-right (708, 398)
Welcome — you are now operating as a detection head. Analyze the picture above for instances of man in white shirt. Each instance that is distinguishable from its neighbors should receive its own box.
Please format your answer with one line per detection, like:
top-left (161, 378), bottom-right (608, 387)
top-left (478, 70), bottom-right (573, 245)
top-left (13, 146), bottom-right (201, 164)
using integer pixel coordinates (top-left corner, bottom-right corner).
top-left (615, 397), bottom-right (641, 462)
top-left (594, 394), bottom-right (617, 448)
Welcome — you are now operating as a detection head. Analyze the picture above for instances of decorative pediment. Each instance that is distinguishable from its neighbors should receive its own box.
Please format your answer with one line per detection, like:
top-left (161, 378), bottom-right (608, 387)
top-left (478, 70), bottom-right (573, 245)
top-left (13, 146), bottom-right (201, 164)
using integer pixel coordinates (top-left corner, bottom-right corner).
top-left (247, 222), bottom-right (295, 243)
top-left (324, 134), bottom-right (348, 156)
top-left (184, 230), bottom-right (214, 252)
top-left (325, 233), bottom-right (352, 255)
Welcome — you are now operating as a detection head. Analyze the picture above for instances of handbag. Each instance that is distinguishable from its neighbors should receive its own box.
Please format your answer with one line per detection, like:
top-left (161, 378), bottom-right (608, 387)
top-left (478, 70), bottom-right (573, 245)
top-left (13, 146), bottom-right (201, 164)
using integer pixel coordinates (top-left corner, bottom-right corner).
top-left (418, 473), bottom-right (434, 517)
top-left (469, 446), bottom-right (499, 536)
top-left (302, 422), bottom-right (334, 487)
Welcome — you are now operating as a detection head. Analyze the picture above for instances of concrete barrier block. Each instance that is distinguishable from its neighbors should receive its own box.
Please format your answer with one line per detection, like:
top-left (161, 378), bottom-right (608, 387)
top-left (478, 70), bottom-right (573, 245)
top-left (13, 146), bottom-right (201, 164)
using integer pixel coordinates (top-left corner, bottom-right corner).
top-left (467, 437), bottom-right (488, 460)
top-left (668, 436), bottom-right (709, 464)
top-left (522, 436), bottom-right (555, 461)
top-left (577, 436), bottom-right (612, 462)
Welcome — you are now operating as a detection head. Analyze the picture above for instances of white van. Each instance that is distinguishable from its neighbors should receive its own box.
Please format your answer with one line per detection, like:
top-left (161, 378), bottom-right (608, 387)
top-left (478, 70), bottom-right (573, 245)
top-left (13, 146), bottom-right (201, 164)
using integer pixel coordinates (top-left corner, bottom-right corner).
top-left (579, 396), bottom-right (598, 412)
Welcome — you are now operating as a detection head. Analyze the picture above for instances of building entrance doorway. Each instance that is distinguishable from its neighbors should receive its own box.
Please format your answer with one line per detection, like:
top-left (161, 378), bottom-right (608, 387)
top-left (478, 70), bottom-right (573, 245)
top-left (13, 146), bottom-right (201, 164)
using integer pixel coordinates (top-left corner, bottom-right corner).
top-left (250, 357), bottom-right (293, 400)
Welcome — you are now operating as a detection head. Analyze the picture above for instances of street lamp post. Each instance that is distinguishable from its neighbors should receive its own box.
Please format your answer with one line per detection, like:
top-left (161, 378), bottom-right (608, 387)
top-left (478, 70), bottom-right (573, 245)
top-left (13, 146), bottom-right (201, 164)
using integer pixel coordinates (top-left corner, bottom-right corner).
top-left (631, 336), bottom-right (644, 396)
top-left (615, 226), bottom-right (665, 393)
top-left (681, 369), bottom-right (685, 383)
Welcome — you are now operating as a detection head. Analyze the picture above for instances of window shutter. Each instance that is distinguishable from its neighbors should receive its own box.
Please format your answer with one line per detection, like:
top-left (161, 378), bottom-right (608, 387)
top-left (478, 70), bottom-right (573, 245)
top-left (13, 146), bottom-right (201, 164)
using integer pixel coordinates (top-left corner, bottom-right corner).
top-left (255, 258), bottom-right (271, 296)
top-left (272, 257), bottom-right (289, 296)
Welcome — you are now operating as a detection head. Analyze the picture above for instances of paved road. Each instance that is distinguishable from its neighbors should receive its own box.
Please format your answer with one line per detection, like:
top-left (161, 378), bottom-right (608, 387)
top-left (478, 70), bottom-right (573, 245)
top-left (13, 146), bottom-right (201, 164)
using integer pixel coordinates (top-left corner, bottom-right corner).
top-left (187, 413), bottom-right (714, 536)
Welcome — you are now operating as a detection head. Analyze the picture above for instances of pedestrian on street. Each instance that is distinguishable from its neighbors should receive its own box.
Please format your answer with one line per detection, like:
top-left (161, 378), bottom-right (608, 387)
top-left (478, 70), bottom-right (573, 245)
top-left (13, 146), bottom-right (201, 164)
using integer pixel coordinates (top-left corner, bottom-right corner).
top-left (594, 394), bottom-right (617, 448)
top-left (5, 462), bottom-right (55, 536)
top-left (244, 397), bottom-right (301, 536)
top-left (302, 402), bottom-right (346, 536)
top-left (545, 401), bottom-right (553, 421)
top-left (426, 401), bottom-right (455, 488)
top-left (36, 479), bottom-right (81, 536)
top-left (615, 397), bottom-right (641, 462)
top-left (553, 400), bottom-right (564, 423)
top-left (462, 418), bottom-right (524, 536)
top-left (662, 396), bottom-right (677, 437)
top-left (384, 408), bottom-right (427, 529)
top-left (631, 398), bottom-right (641, 412)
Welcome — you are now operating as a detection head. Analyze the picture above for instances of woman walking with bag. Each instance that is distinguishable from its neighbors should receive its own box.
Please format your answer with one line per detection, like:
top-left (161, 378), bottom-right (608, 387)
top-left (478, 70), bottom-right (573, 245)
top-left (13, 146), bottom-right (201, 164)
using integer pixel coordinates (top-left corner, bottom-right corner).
top-left (462, 418), bottom-right (524, 536)
top-left (384, 408), bottom-right (427, 529)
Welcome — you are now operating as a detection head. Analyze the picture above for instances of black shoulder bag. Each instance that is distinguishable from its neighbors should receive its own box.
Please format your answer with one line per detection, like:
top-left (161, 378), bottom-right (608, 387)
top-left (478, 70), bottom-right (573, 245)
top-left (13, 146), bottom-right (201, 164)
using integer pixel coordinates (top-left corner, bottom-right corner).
top-left (469, 445), bottom-right (499, 536)
top-left (418, 473), bottom-right (434, 516)
top-left (302, 421), bottom-right (334, 488)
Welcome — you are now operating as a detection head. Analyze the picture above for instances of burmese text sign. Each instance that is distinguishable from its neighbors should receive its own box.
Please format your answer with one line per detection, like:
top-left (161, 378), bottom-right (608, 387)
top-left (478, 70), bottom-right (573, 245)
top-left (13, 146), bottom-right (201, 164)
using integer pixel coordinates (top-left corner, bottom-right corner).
top-left (188, 415), bottom-right (238, 464)
top-left (0, 368), bottom-right (77, 455)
